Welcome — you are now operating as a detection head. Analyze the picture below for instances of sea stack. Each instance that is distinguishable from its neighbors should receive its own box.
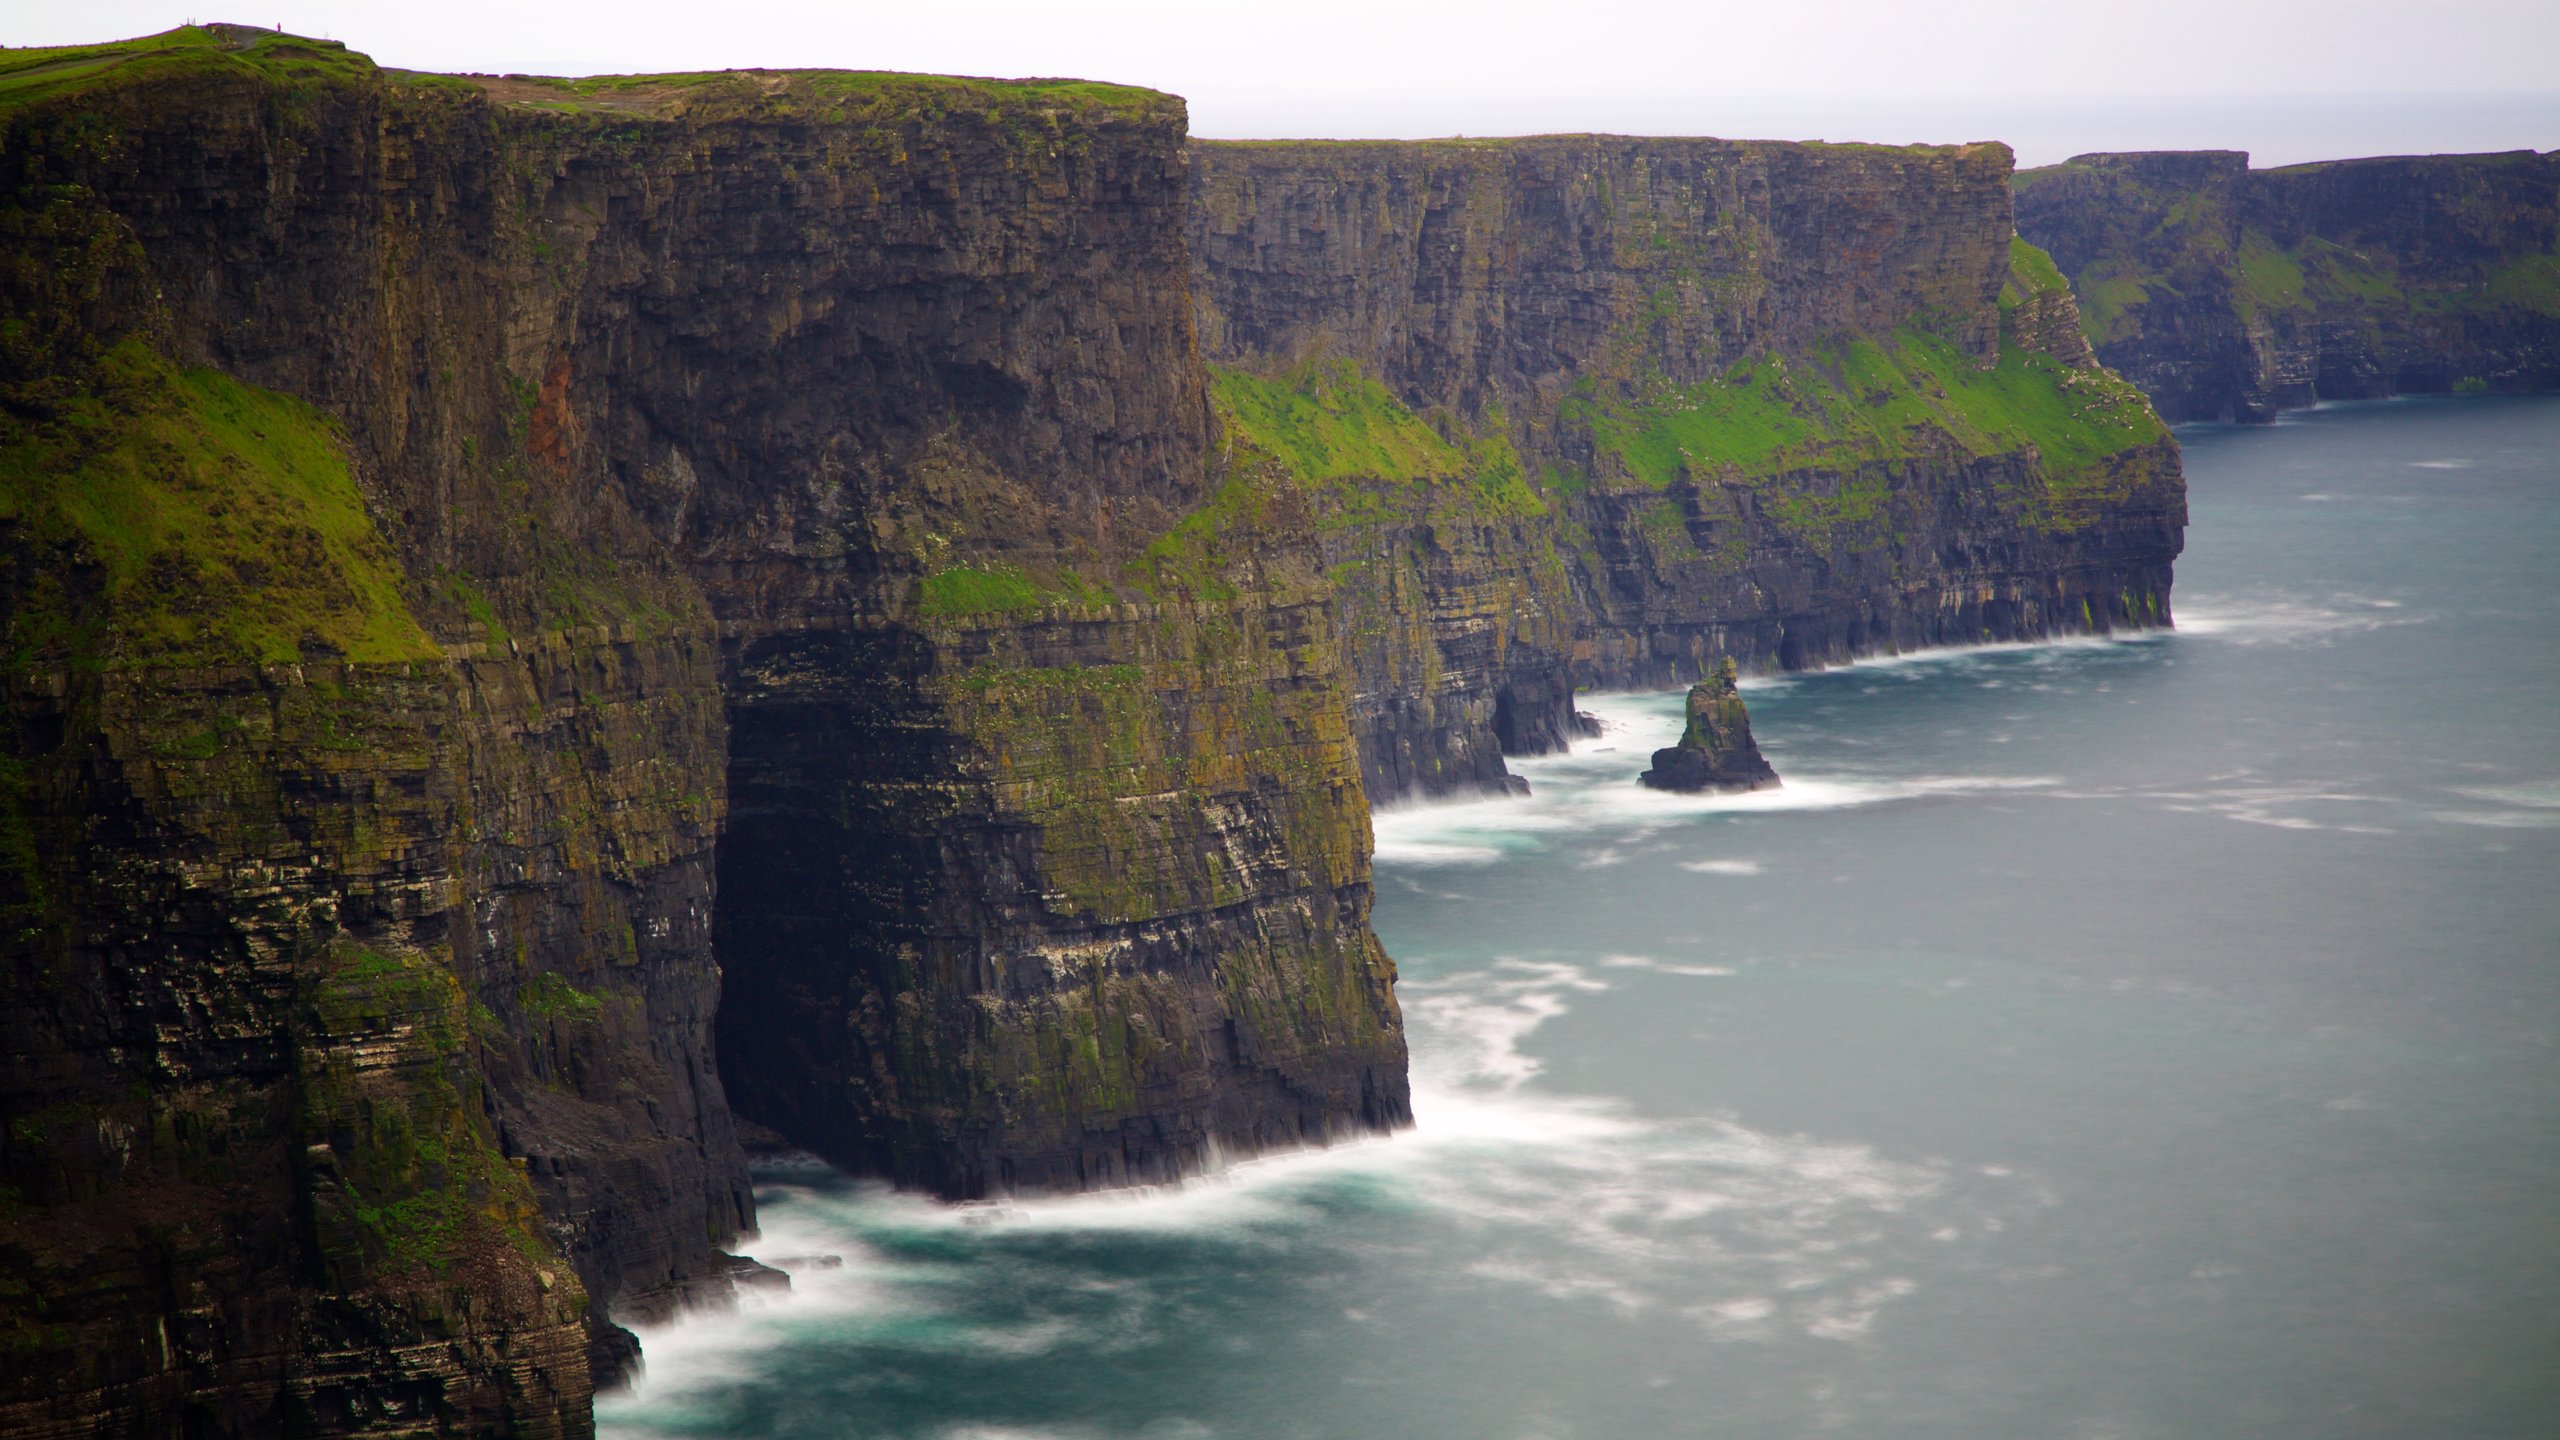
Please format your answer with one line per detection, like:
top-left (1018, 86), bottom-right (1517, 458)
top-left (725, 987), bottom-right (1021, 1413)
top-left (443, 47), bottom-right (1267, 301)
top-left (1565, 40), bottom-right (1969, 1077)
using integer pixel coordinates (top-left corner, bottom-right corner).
top-left (1639, 660), bottom-right (1781, 793)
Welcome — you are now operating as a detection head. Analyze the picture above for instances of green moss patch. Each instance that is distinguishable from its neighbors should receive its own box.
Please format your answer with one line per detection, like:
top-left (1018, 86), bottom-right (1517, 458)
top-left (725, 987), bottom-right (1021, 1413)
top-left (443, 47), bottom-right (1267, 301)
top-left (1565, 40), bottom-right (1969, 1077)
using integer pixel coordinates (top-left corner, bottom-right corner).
top-left (2236, 232), bottom-right (2310, 313)
top-left (1569, 327), bottom-right (2159, 489)
top-left (516, 972), bottom-right (604, 1024)
top-left (2482, 250), bottom-right (2560, 316)
top-left (918, 561), bottom-right (1111, 620)
top-left (1210, 361), bottom-right (1466, 485)
top-left (0, 341), bottom-right (436, 668)
top-left (1208, 361), bottom-right (1549, 528)
top-left (300, 942), bottom-right (566, 1285)
top-left (2074, 274), bottom-right (2153, 346)
top-left (2000, 235), bottom-right (2071, 310)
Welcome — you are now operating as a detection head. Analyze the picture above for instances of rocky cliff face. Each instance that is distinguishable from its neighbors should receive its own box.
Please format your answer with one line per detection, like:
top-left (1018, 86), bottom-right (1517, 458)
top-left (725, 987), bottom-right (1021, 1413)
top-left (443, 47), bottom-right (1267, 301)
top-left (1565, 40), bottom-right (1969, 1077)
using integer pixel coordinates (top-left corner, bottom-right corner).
top-left (1193, 139), bottom-right (2187, 799)
top-left (0, 30), bottom-right (756, 1433)
top-left (2, 28), bottom-right (1410, 1434)
top-left (2014, 149), bottom-right (2560, 421)
top-left (4, 24), bottom-right (2190, 1437)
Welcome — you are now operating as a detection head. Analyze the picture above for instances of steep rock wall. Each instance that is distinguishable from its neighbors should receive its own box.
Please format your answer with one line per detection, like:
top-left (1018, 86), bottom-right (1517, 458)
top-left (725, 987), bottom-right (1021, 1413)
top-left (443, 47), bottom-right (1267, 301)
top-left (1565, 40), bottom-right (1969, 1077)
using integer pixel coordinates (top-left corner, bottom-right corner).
top-left (2014, 149), bottom-right (2560, 421)
top-left (484, 67), bottom-right (1412, 1197)
top-left (3, 27), bottom-right (2204, 1436)
top-left (1193, 139), bottom-right (2187, 799)
top-left (1, 30), bottom-right (1408, 1435)
top-left (0, 33), bottom-right (755, 1431)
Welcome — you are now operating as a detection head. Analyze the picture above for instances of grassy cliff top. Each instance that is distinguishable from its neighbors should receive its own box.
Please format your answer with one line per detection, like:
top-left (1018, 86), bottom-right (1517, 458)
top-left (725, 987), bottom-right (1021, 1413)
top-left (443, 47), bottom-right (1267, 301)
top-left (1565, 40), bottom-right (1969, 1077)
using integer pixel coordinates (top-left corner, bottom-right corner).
top-left (0, 24), bottom-right (375, 116)
top-left (1197, 135), bottom-right (2011, 165)
top-left (2015, 148), bottom-right (2554, 184)
top-left (0, 25), bottom-right (1179, 124)
top-left (462, 67), bottom-right (1175, 123)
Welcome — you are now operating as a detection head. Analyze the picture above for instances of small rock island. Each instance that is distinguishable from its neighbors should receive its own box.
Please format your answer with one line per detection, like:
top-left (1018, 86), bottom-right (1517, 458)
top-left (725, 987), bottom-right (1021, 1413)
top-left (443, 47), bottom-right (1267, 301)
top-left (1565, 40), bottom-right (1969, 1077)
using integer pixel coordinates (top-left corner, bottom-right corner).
top-left (1639, 660), bottom-right (1782, 793)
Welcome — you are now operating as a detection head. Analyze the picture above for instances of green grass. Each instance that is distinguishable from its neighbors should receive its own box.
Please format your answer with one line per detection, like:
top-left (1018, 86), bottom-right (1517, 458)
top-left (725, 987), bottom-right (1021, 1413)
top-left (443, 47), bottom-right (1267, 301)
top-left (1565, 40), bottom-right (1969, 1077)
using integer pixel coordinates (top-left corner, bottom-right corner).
top-left (2298, 237), bottom-right (2405, 306)
top-left (550, 68), bottom-right (1165, 112)
top-left (1126, 467), bottom-right (1262, 603)
top-left (2483, 251), bottom-right (2560, 316)
top-left (1206, 361), bottom-right (1549, 528)
top-left (2074, 274), bottom-right (2152, 346)
top-left (0, 25), bottom-right (1170, 130)
top-left (1210, 361), bottom-right (1468, 485)
top-left (2236, 232), bottom-right (2310, 313)
top-left (1562, 325), bottom-right (2165, 505)
top-left (517, 972), bottom-right (604, 1023)
top-left (0, 341), bottom-right (437, 668)
top-left (2000, 235), bottom-right (2071, 311)
top-left (918, 561), bottom-right (1111, 619)
top-left (0, 26), bottom-right (376, 118)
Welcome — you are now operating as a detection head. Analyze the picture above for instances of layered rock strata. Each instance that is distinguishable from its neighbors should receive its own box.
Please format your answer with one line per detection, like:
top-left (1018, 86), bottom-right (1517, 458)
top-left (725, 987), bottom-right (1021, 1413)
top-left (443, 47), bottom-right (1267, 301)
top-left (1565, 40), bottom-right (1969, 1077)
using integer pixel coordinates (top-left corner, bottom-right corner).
top-left (3, 24), bottom-right (2194, 1436)
top-left (0, 25), bottom-right (1402, 1434)
top-left (1192, 139), bottom-right (2188, 799)
top-left (2013, 149), bottom-right (2560, 421)
top-left (1639, 660), bottom-right (1779, 793)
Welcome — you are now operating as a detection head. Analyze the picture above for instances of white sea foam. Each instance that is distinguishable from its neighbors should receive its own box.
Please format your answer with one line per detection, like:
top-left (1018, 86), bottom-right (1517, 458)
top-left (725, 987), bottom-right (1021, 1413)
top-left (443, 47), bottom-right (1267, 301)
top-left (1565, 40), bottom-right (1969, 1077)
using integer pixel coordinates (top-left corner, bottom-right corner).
top-left (2057, 771), bottom-right (2398, 834)
top-left (2451, 779), bottom-right (2560, 810)
top-left (602, 659), bottom-right (2083, 1430)
top-left (2173, 593), bottom-right (2420, 644)
top-left (1601, 953), bottom-right (1738, 977)
top-left (1372, 698), bottom-right (2063, 869)
top-left (601, 948), bottom-right (2038, 1436)
top-left (2410, 458), bottom-right (2473, 469)
top-left (2432, 806), bottom-right (2560, 829)
top-left (1681, 858), bottom-right (1765, 876)
top-left (1365, 672), bottom-right (2088, 870)
top-left (1723, 633), bottom-right (2139, 691)
top-left (1380, 959), bottom-right (2003, 1341)
top-left (1370, 834), bottom-right (1509, 866)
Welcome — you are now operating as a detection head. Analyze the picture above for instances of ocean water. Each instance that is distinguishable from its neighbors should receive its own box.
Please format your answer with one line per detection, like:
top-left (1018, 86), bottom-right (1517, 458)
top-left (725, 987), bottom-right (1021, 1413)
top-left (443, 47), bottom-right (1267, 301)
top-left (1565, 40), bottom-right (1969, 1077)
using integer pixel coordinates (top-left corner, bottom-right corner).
top-left (600, 395), bottom-right (2560, 1440)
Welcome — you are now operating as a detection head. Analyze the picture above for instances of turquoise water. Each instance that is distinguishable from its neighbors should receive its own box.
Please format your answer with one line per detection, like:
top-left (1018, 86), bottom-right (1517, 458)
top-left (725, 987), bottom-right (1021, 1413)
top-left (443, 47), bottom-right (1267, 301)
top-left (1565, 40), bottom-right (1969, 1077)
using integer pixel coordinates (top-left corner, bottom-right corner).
top-left (601, 396), bottom-right (2560, 1440)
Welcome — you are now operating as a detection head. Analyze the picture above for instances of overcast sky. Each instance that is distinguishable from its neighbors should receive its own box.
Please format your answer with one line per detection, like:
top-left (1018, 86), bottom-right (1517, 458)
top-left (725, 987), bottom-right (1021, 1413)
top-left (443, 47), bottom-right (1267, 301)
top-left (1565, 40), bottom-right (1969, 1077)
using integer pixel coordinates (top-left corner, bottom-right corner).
top-left (7, 0), bottom-right (2557, 167)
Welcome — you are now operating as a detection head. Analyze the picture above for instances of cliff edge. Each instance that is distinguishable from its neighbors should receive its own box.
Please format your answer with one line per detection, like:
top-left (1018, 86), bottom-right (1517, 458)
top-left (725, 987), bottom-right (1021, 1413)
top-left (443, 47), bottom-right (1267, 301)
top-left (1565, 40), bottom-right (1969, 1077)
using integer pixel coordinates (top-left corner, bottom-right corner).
top-left (2014, 148), bottom-right (2560, 421)
top-left (3, 24), bottom-right (2188, 1437)
top-left (0, 26), bottom-right (1400, 1436)
top-left (1192, 138), bottom-right (2187, 799)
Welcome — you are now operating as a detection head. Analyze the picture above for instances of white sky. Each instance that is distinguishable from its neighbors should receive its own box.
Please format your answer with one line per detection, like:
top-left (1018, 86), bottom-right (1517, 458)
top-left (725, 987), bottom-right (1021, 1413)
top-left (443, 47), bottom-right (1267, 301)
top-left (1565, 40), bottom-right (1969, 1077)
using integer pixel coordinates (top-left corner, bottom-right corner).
top-left (7, 0), bottom-right (2557, 167)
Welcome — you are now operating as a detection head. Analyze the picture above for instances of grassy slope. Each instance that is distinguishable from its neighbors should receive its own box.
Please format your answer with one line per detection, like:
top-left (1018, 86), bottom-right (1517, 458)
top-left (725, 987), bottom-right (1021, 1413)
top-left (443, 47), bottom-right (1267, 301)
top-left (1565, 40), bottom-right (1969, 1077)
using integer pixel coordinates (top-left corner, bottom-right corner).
top-left (1206, 362), bottom-right (1545, 520)
top-left (0, 26), bottom-right (381, 117)
top-left (0, 25), bottom-right (1174, 128)
top-left (1564, 327), bottom-right (2161, 498)
top-left (1200, 252), bottom-right (2161, 565)
top-left (0, 341), bottom-right (437, 669)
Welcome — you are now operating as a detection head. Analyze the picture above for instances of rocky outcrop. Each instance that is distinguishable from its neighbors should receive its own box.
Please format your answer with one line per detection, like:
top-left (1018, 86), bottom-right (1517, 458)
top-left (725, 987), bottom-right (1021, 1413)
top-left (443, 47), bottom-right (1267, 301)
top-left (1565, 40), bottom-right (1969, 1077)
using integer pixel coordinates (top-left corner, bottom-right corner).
top-left (1192, 139), bottom-right (2188, 799)
top-left (1639, 660), bottom-right (1778, 793)
top-left (2014, 149), bottom-right (2560, 421)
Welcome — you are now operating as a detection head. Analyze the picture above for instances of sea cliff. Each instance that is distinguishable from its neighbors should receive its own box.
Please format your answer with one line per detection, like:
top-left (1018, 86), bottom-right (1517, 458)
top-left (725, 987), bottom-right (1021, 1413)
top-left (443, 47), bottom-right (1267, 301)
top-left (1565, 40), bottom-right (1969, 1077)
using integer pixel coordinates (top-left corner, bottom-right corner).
top-left (1192, 138), bottom-right (2186, 797)
top-left (1, 24), bottom-right (2183, 1435)
top-left (2013, 148), bottom-right (2560, 421)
